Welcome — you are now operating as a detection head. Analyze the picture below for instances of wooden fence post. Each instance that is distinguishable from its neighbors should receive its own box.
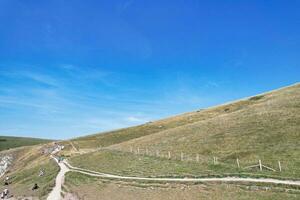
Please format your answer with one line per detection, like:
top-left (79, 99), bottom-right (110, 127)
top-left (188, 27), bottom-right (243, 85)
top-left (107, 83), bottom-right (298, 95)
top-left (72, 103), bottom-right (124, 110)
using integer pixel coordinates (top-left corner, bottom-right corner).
top-left (181, 152), bottom-right (184, 161)
top-left (213, 157), bottom-right (218, 165)
top-left (278, 161), bottom-right (282, 172)
top-left (236, 158), bottom-right (240, 168)
top-left (196, 154), bottom-right (199, 162)
top-left (137, 147), bottom-right (140, 154)
top-left (168, 151), bottom-right (171, 159)
top-left (259, 160), bottom-right (262, 171)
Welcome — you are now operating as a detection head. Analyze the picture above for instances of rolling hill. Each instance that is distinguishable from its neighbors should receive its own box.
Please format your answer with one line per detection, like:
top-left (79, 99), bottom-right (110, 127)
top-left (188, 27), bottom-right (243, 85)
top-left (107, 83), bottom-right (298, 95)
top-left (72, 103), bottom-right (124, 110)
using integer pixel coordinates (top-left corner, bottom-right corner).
top-left (67, 83), bottom-right (300, 179)
top-left (0, 136), bottom-right (52, 151)
top-left (0, 83), bottom-right (299, 199)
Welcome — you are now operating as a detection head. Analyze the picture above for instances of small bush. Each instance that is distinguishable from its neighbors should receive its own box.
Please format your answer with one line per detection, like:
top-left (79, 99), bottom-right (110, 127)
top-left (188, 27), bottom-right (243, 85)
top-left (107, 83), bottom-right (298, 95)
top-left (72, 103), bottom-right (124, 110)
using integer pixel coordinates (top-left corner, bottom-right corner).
top-left (224, 108), bottom-right (230, 112)
top-left (249, 95), bottom-right (264, 101)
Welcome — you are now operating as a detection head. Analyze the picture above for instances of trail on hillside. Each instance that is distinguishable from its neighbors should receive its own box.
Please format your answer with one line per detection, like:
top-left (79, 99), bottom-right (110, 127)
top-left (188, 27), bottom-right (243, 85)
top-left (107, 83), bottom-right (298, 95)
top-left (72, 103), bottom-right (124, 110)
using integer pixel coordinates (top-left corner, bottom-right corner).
top-left (48, 156), bottom-right (300, 199)
top-left (63, 160), bottom-right (300, 186)
top-left (47, 156), bottom-right (70, 200)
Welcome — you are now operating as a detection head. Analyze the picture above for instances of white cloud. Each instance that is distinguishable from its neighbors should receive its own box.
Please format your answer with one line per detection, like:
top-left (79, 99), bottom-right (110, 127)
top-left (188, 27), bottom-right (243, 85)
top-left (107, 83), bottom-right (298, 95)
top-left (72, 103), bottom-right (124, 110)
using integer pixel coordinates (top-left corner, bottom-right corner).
top-left (125, 116), bottom-right (147, 123)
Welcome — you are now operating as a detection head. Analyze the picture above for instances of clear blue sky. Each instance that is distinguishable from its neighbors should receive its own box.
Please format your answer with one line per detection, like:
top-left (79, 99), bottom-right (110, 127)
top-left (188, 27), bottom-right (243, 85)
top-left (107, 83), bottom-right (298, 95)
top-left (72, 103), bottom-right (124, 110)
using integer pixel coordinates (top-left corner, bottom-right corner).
top-left (0, 0), bottom-right (299, 139)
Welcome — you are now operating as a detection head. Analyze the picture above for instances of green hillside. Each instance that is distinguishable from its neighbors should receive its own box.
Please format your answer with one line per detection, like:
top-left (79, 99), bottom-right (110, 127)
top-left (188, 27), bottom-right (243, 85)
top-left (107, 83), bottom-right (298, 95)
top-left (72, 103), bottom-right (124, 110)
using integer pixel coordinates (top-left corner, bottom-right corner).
top-left (0, 136), bottom-right (52, 151)
top-left (68, 83), bottom-right (300, 179)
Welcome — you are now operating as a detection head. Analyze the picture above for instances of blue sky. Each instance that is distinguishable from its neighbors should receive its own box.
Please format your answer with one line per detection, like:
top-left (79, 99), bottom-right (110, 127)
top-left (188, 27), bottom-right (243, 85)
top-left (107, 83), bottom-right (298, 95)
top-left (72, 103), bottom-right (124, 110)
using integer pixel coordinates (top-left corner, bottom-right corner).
top-left (0, 0), bottom-right (299, 139)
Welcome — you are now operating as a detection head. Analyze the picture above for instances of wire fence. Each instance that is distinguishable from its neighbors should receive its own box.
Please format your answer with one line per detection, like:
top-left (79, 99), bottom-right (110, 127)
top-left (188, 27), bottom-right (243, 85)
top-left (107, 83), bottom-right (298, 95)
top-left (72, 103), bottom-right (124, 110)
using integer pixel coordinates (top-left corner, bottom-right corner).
top-left (108, 146), bottom-right (300, 174)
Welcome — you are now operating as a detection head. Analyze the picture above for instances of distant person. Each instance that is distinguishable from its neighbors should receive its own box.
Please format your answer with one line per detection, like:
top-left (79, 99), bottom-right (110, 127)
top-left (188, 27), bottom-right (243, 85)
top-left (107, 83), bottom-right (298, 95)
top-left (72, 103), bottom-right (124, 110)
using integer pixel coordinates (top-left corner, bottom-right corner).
top-left (4, 176), bottom-right (9, 185)
top-left (32, 183), bottom-right (39, 191)
top-left (3, 189), bottom-right (8, 196)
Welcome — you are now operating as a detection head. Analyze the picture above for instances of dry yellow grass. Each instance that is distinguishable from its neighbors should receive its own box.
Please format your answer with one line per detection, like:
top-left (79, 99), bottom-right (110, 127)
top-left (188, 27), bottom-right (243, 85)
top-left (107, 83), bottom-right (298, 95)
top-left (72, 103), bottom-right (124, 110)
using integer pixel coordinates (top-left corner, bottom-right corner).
top-left (69, 83), bottom-right (300, 178)
top-left (64, 172), bottom-right (300, 200)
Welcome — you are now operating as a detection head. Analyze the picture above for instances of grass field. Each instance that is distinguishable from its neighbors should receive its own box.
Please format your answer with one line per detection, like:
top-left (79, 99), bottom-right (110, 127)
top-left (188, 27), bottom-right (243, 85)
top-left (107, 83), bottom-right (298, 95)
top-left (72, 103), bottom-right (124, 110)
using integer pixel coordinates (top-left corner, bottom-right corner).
top-left (0, 136), bottom-right (52, 151)
top-left (69, 149), bottom-right (300, 179)
top-left (68, 83), bottom-right (300, 179)
top-left (63, 172), bottom-right (300, 200)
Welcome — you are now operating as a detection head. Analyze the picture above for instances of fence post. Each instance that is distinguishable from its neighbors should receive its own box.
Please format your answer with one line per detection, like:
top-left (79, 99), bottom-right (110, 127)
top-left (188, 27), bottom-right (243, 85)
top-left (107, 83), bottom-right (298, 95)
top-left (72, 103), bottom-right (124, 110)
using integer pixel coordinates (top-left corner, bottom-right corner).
top-left (236, 158), bottom-right (240, 168)
top-left (168, 151), bottom-right (171, 159)
top-left (259, 160), bottom-right (262, 171)
top-left (181, 152), bottom-right (184, 161)
top-left (196, 154), bottom-right (199, 162)
top-left (278, 161), bottom-right (282, 172)
top-left (213, 157), bottom-right (218, 165)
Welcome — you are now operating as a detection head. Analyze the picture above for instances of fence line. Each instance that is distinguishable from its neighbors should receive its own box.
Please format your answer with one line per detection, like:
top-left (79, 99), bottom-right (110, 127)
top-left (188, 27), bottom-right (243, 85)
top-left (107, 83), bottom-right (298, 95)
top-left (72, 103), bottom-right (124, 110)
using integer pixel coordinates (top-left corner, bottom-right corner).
top-left (124, 146), bottom-right (287, 173)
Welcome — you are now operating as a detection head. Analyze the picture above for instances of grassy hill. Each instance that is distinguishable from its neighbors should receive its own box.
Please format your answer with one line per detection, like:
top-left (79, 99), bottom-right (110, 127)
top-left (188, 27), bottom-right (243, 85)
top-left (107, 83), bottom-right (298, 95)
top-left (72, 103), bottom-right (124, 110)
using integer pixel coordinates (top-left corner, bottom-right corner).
top-left (67, 83), bottom-right (300, 179)
top-left (1, 83), bottom-right (298, 199)
top-left (0, 144), bottom-right (59, 199)
top-left (0, 136), bottom-right (52, 151)
top-left (63, 172), bottom-right (300, 200)
top-left (0, 136), bottom-right (57, 198)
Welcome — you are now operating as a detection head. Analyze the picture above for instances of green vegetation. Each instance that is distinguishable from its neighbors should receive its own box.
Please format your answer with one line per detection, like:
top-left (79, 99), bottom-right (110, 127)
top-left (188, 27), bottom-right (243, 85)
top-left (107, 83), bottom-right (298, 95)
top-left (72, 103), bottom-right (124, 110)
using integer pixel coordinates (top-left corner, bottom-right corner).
top-left (69, 149), bottom-right (300, 179)
top-left (64, 172), bottom-right (300, 200)
top-left (0, 136), bottom-right (51, 151)
top-left (0, 146), bottom-right (60, 199)
top-left (69, 83), bottom-right (300, 179)
top-left (249, 95), bottom-right (265, 101)
top-left (0, 159), bottom-right (59, 199)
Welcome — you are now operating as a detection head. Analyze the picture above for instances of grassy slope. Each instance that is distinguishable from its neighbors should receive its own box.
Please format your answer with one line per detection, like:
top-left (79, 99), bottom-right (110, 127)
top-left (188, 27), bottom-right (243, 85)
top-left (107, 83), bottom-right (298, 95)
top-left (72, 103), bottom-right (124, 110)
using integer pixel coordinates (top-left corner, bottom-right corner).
top-left (69, 83), bottom-right (300, 179)
top-left (0, 145), bottom-right (60, 199)
top-left (63, 172), bottom-right (300, 200)
top-left (0, 136), bottom-right (51, 151)
top-left (70, 85), bottom-right (276, 150)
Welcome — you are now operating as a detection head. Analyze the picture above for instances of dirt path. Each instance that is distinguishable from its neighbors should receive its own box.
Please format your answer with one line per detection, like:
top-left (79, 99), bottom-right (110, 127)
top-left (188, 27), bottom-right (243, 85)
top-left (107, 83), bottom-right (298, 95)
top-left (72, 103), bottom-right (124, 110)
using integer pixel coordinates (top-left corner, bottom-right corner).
top-left (47, 156), bottom-right (70, 200)
top-left (63, 160), bottom-right (300, 186)
top-left (48, 157), bottom-right (300, 199)
top-left (69, 142), bottom-right (78, 152)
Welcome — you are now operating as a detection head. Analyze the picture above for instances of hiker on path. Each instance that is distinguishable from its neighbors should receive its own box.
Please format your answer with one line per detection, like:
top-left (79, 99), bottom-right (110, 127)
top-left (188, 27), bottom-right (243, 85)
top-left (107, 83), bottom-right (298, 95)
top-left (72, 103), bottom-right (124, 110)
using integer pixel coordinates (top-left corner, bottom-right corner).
top-left (0, 189), bottom-right (9, 199)
top-left (4, 176), bottom-right (9, 185)
top-left (3, 189), bottom-right (8, 197)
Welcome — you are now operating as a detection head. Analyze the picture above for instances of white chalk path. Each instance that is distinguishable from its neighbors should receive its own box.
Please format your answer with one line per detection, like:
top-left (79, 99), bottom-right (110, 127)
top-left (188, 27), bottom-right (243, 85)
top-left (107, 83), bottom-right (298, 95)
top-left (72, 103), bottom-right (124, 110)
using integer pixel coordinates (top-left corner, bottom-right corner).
top-left (63, 160), bottom-right (300, 186)
top-left (47, 156), bottom-right (70, 200)
top-left (48, 157), bottom-right (300, 200)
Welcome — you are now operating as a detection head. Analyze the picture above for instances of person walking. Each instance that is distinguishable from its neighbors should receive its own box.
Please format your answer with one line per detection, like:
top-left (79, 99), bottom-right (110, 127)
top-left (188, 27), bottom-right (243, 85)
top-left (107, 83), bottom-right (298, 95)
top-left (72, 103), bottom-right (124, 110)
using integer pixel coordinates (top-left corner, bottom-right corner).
top-left (0, 191), bottom-right (4, 199)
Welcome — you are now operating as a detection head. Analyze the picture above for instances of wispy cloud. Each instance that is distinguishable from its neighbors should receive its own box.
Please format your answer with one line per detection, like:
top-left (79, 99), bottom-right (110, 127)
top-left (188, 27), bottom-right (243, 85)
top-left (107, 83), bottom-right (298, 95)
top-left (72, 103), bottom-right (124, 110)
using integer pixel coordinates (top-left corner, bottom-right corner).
top-left (205, 81), bottom-right (219, 88)
top-left (125, 116), bottom-right (148, 123)
top-left (58, 64), bottom-right (117, 87)
top-left (1, 70), bottom-right (59, 87)
top-left (0, 65), bottom-right (161, 138)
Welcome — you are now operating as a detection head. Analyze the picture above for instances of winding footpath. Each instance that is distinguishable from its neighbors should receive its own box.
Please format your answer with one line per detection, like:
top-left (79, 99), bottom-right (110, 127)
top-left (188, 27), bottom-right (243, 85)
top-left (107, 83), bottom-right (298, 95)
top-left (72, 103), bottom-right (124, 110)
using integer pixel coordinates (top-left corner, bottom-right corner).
top-left (65, 161), bottom-right (300, 186)
top-left (47, 156), bottom-right (70, 200)
top-left (48, 157), bottom-right (300, 199)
